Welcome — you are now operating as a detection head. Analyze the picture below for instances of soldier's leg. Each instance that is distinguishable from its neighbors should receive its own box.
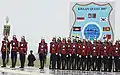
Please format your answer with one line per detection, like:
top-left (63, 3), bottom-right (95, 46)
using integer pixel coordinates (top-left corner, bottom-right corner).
top-left (114, 56), bottom-right (119, 72)
top-left (14, 52), bottom-right (17, 67)
top-left (42, 54), bottom-right (44, 69)
top-left (1, 52), bottom-right (6, 67)
top-left (108, 56), bottom-right (112, 72)
top-left (97, 56), bottom-right (101, 71)
top-left (20, 54), bottom-right (23, 68)
top-left (77, 56), bottom-right (80, 70)
top-left (49, 54), bottom-right (52, 69)
top-left (11, 51), bottom-right (14, 67)
top-left (52, 54), bottom-right (56, 69)
top-left (22, 54), bottom-right (25, 68)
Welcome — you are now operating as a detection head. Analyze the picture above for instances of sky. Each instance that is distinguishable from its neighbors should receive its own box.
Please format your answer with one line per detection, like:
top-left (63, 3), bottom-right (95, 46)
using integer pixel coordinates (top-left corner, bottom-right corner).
top-left (0, 0), bottom-right (118, 53)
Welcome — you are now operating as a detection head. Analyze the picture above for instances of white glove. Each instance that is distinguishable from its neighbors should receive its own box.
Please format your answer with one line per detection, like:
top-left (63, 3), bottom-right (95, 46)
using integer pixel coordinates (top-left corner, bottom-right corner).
top-left (77, 54), bottom-right (78, 56)
top-left (97, 56), bottom-right (99, 58)
top-left (101, 55), bottom-right (103, 58)
top-left (66, 55), bottom-right (68, 57)
top-left (108, 56), bottom-right (110, 59)
top-left (59, 54), bottom-right (61, 56)
top-left (112, 56), bottom-right (114, 59)
top-left (56, 53), bottom-right (58, 55)
top-left (86, 56), bottom-right (88, 58)
top-left (79, 55), bottom-right (81, 58)
top-left (119, 57), bottom-right (120, 59)
top-left (70, 54), bottom-right (71, 56)
top-left (90, 55), bottom-right (92, 58)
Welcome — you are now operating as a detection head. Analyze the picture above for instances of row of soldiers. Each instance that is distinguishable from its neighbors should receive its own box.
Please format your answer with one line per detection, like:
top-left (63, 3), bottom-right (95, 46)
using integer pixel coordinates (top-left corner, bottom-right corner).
top-left (44, 37), bottom-right (120, 72)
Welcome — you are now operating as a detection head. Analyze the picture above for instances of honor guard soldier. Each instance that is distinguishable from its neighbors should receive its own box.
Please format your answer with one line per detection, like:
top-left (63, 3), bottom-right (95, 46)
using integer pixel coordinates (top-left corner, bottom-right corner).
top-left (108, 40), bottom-right (114, 72)
top-left (71, 38), bottom-right (77, 70)
top-left (97, 40), bottom-right (102, 71)
top-left (86, 39), bottom-right (92, 71)
top-left (19, 36), bottom-right (28, 68)
top-left (76, 38), bottom-right (82, 70)
top-left (61, 38), bottom-right (67, 70)
top-left (91, 39), bottom-right (98, 71)
top-left (113, 40), bottom-right (120, 72)
top-left (1, 36), bottom-right (10, 67)
top-left (10, 35), bottom-right (18, 68)
top-left (66, 37), bottom-right (72, 70)
top-left (38, 38), bottom-right (48, 69)
top-left (101, 41), bottom-right (109, 71)
top-left (50, 37), bottom-right (57, 69)
top-left (56, 37), bottom-right (61, 69)
top-left (81, 39), bottom-right (87, 70)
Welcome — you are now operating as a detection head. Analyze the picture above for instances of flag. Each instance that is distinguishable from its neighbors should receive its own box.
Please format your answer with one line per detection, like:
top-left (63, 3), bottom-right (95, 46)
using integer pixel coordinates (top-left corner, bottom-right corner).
top-left (73, 27), bottom-right (81, 31)
top-left (103, 34), bottom-right (111, 39)
top-left (76, 17), bottom-right (84, 21)
top-left (71, 34), bottom-right (80, 38)
top-left (100, 17), bottom-right (108, 22)
top-left (88, 13), bottom-right (96, 18)
top-left (103, 27), bottom-right (110, 31)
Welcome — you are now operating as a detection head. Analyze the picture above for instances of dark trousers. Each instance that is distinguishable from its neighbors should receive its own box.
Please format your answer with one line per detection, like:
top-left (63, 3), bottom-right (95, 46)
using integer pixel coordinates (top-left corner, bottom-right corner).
top-left (97, 56), bottom-right (101, 71)
top-left (11, 51), bottom-right (17, 67)
top-left (87, 55), bottom-right (91, 71)
top-left (39, 53), bottom-right (45, 69)
top-left (56, 54), bottom-right (61, 69)
top-left (71, 54), bottom-right (76, 70)
top-left (49, 55), bottom-right (52, 69)
top-left (81, 56), bottom-right (86, 70)
top-left (91, 56), bottom-right (97, 71)
top-left (20, 54), bottom-right (26, 68)
top-left (61, 54), bottom-right (66, 70)
top-left (103, 56), bottom-right (108, 71)
top-left (67, 55), bottom-right (71, 70)
top-left (108, 56), bottom-right (112, 72)
top-left (2, 52), bottom-right (6, 67)
top-left (51, 54), bottom-right (56, 69)
top-left (114, 56), bottom-right (119, 72)
top-left (77, 55), bottom-right (82, 70)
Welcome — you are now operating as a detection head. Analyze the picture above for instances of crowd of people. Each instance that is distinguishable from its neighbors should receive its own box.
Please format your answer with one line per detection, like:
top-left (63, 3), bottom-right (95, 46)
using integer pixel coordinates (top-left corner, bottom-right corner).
top-left (1, 35), bottom-right (120, 72)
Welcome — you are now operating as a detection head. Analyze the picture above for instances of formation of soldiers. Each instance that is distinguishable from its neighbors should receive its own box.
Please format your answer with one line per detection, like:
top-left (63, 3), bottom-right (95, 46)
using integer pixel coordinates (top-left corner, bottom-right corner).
top-left (48, 37), bottom-right (120, 72)
top-left (2, 35), bottom-right (120, 72)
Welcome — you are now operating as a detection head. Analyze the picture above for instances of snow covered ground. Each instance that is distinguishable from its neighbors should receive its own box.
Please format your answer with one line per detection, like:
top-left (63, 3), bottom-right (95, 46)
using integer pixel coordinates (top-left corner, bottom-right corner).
top-left (0, 66), bottom-right (119, 75)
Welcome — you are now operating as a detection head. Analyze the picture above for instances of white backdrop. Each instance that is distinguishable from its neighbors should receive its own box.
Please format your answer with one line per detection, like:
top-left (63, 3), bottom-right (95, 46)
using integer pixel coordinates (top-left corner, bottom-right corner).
top-left (0, 0), bottom-right (119, 53)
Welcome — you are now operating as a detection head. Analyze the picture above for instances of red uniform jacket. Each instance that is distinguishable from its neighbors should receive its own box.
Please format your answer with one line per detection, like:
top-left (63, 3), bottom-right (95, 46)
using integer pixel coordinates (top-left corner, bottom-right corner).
top-left (113, 45), bottom-right (120, 56)
top-left (57, 42), bottom-right (61, 54)
top-left (86, 45), bottom-right (92, 56)
top-left (101, 45), bottom-right (109, 56)
top-left (10, 40), bottom-right (18, 52)
top-left (81, 45), bottom-right (88, 56)
top-left (66, 43), bottom-right (72, 54)
top-left (1, 40), bottom-right (10, 52)
top-left (108, 45), bottom-right (114, 56)
top-left (38, 43), bottom-right (48, 54)
top-left (19, 42), bottom-right (27, 54)
top-left (50, 42), bottom-right (57, 54)
top-left (77, 44), bottom-right (82, 55)
top-left (61, 43), bottom-right (67, 55)
top-left (91, 45), bottom-right (98, 56)
top-left (71, 43), bottom-right (77, 54)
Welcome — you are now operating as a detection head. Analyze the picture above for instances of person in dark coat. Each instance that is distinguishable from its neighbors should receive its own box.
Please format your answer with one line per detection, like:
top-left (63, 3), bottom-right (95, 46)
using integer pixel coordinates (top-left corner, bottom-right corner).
top-left (27, 50), bottom-right (36, 66)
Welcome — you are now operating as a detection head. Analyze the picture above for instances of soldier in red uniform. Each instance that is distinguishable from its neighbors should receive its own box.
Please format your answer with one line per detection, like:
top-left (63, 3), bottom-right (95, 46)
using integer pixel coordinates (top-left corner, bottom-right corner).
top-left (101, 40), bottom-right (109, 71)
top-left (113, 40), bottom-right (120, 72)
top-left (1, 36), bottom-right (10, 67)
top-left (61, 38), bottom-right (67, 70)
top-left (91, 39), bottom-right (98, 71)
top-left (50, 37), bottom-right (57, 69)
top-left (81, 39), bottom-right (87, 70)
top-left (86, 39), bottom-right (92, 71)
top-left (97, 40), bottom-right (102, 71)
top-left (38, 38), bottom-right (48, 69)
top-left (10, 35), bottom-right (18, 68)
top-left (71, 38), bottom-right (77, 70)
top-left (66, 37), bottom-right (72, 70)
top-left (19, 36), bottom-right (27, 68)
top-left (56, 37), bottom-right (61, 69)
top-left (76, 39), bottom-right (82, 70)
top-left (108, 40), bottom-right (114, 72)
